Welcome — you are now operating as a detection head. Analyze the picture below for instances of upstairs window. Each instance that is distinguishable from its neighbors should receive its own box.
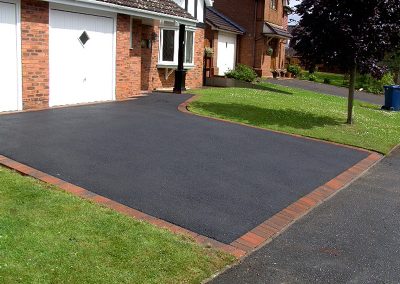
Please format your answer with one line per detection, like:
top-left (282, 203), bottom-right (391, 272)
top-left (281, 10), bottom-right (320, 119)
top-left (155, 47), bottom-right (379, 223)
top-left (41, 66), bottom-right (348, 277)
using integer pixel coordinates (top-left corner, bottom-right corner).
top-left (270, 0), bottom-right (277, 10)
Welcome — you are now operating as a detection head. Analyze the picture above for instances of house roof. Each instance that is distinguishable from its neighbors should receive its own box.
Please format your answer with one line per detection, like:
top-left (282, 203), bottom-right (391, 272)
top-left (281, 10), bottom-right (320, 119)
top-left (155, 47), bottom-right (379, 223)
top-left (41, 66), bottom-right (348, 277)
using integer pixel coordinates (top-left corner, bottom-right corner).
top-left (205, 7), bottom-right (245, 34)
top-left (96, 0), bottom-right (195, 20)
top-left (263, 22), bottom-right (292, 39)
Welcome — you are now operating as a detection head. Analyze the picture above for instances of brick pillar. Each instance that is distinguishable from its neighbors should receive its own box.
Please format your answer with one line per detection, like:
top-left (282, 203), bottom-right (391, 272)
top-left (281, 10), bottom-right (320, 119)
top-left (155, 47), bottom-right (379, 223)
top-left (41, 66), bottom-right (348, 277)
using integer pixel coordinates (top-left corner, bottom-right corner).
top-left (21, 0), bottom-right (49, 110)
top-left (186, 28), bottom-right (205, 89)
top-left (116, 15), bottom-right (141, 99)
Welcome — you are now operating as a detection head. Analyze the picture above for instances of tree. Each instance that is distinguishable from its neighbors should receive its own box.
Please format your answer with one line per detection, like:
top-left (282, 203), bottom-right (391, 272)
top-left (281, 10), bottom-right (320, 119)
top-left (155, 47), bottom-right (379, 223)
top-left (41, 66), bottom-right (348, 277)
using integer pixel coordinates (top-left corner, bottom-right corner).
top-left (293, 0), bottom-right (400, 124)
top-left (383, 48), bottom-right (400, 85)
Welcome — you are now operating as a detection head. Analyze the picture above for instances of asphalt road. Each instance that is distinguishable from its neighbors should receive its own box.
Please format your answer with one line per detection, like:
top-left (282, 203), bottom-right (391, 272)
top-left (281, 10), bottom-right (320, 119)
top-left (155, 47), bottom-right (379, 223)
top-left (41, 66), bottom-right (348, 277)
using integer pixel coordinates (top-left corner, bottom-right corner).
top-left (0, 93), bottom-right (368, 244)
top-left (266, 78), bottom-right (384, 106)
top-left (212, 147), bottom-right (400, 283)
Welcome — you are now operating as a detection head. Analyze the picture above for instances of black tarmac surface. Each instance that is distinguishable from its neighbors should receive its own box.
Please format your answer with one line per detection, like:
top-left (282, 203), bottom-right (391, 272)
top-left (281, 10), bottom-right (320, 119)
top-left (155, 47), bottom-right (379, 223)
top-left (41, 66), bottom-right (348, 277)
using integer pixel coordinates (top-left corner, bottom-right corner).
top-left (266, 78), bottom-right (384, 105)
top-left (212, 148), bottom-right (400, 283)
top-left (0, 93), bottom-right (368, 243)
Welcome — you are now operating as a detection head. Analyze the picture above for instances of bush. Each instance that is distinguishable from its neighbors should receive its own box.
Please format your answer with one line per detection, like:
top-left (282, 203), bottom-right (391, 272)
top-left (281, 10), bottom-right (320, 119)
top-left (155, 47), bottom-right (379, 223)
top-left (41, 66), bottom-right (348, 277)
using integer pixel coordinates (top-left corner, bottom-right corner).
top-left (323, 78), bottom-right (332, 84)
top-left (287, 64), bottom-right (302, 76)
top-left (225, 64), bottom-right (258, 82)
top-left (357, 73), bottom-right (394, 94)
top-left (308, 74), bottom-right (317, 81)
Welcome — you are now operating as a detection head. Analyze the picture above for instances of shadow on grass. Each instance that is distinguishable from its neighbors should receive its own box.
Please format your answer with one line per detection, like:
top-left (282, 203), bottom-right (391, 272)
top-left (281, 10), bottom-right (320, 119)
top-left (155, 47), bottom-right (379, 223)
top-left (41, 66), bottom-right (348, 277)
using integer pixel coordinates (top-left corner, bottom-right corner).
top-left (191, 102), bottom-right (341, 130)
top-left (249, 83), bottom-right (293, 95)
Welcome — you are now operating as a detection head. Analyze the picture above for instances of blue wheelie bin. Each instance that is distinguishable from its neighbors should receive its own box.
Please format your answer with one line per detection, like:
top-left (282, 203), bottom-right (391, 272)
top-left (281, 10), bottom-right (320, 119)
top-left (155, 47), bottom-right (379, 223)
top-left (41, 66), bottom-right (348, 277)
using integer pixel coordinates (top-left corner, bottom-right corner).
top-left (382, 85), bottom-right (400, 111)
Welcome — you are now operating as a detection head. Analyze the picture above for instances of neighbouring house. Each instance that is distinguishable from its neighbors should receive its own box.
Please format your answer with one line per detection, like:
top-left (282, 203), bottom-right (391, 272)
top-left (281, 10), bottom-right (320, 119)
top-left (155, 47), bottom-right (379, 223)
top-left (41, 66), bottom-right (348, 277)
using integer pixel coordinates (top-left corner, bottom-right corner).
top-left (204, 7), bottom-right (245, 76)
top-left (212, 0), bottom-right (292, 78)
top-left (0, 0), bottom-right (212, 112)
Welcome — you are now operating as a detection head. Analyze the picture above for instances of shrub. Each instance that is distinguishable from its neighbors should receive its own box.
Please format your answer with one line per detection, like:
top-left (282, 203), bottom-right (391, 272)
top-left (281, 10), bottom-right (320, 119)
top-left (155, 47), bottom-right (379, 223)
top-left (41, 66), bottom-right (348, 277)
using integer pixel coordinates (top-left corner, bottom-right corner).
top-left (287, 64), bottom-right (302, 76)
top-left (323, 78), bottom-right (332, 84)
top-left (357, 73), bottom-right (394, 94)
top-left (225, 64), bottom-right (258, 82)
top-left (308, 74), bottom-right (317, 81)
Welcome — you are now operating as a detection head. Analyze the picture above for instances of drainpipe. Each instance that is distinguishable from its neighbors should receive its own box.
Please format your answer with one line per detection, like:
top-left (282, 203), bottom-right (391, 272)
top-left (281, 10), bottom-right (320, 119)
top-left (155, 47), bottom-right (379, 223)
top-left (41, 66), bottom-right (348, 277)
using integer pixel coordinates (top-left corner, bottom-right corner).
top-left (173, 24), bottom-right (186, 94)
top-left (253, 0), bottom-right (258, 69)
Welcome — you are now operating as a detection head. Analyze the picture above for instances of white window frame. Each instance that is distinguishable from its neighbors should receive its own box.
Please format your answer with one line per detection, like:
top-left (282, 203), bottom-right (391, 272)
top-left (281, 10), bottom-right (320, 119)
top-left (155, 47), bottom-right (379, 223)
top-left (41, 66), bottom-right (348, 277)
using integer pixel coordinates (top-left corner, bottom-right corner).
top-left (158, 24), bottom-right (195, 68)
top-left (184, 30), bottom-right (195, 65)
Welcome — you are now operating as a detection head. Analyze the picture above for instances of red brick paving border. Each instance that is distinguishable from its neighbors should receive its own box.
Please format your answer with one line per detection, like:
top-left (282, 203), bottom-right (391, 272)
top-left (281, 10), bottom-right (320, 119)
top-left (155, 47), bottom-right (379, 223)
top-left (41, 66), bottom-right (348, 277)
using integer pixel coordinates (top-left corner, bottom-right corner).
top-left (0, 95), bottom-right (383, 259)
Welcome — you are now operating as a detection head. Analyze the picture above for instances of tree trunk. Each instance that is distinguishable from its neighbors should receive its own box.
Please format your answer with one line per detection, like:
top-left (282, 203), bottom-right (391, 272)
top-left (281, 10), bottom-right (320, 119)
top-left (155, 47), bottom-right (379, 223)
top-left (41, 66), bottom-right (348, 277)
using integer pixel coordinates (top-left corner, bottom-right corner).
top-left (395, 71), bottom-right (400, 85)
top-left (347, 65), bottom-right (357, 124)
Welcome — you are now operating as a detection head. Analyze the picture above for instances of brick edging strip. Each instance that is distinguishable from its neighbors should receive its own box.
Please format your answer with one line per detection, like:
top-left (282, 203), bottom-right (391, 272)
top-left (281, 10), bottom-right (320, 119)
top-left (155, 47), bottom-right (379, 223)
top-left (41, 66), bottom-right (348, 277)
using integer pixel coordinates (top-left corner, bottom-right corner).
top-left (0, 154), bottom-right (246, 258)
top-left (178, 94), bottom-right (383, 255)
top-left (0, 97), bottom-right (383, 260)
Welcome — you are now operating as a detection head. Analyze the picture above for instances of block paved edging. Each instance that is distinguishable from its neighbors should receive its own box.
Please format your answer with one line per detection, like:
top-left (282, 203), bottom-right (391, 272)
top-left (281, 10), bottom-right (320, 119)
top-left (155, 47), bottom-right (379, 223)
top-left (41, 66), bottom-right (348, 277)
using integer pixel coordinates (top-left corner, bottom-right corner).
top-left (0, 96), bottom-right (383, 260)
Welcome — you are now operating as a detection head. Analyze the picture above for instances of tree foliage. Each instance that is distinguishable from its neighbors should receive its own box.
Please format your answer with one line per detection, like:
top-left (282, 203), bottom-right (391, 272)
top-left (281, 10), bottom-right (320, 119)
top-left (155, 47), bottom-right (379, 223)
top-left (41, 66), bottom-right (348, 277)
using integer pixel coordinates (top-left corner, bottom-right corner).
top-left (293, 0), bottom-right (400, 123)
top-left (294, 0), bottom-right (400, 77)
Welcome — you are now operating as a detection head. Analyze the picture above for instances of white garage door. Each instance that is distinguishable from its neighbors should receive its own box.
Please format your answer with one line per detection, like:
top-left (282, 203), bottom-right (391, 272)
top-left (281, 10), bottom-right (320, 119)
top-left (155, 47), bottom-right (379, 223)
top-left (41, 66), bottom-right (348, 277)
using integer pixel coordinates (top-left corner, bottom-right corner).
top-left (49, 9), bottom-right (115, 107)
top-left (0, 0), bottom-right (21, 112)
top-left (217, 32), bottom-right (237, 76)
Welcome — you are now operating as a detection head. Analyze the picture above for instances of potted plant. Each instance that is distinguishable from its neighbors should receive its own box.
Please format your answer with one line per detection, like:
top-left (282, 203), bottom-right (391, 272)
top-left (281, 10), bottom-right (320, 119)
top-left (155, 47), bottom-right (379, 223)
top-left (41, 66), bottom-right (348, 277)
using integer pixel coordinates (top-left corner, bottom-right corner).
top-left (267, 47), bottom-right (274, 56)
top-left (271, 69), bottom-right (280, 78)
top-left (204, 47), bottom-right (214, 58)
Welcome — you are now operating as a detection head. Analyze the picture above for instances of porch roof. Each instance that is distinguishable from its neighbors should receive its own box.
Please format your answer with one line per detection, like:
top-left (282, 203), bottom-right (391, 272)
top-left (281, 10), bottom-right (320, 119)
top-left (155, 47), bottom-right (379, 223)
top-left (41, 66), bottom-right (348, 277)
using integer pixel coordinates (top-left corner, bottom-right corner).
top-left (263, 22), bottom-right (292, 39)
top-left (206, 7), bottom-right (245, 34)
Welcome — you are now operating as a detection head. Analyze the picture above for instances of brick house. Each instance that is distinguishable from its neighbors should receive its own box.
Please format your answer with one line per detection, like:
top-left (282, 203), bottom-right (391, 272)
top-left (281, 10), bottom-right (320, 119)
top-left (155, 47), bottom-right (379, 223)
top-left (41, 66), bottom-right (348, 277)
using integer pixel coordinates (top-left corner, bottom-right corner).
top-left (204, 7), bottom-right (245, 77)
top-left (211, 0), bottom-right (292, 78)
top-left (0, 0), bottom-right (212, 112)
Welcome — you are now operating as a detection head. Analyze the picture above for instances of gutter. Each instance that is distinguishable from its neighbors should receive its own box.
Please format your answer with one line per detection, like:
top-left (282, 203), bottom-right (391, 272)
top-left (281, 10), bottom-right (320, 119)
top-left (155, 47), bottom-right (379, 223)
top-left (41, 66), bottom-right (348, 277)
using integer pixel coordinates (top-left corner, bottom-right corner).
top-left (44, 0), bottom-right (198, 26)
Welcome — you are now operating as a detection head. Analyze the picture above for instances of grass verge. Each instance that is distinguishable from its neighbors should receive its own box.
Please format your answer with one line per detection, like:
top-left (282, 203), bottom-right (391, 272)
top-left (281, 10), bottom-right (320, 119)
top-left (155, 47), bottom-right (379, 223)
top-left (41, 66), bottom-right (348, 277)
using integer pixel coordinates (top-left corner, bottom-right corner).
top-left (0, 167), bottom-right (234, 284)
top-left (189, 83), bottom-right (400, 154)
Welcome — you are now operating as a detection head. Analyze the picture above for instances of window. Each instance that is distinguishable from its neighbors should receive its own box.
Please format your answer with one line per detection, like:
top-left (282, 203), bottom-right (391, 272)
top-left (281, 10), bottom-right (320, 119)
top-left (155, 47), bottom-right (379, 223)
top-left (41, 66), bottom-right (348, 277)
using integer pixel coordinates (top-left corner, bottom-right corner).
top-left (270, 0), bottom-right (277, 10)
top-left (185, 31), bottom-right (194, 64)
top-left (162, 29), bottom-right (175, 62)
top-left (159, 27), bottom-right (195, 66)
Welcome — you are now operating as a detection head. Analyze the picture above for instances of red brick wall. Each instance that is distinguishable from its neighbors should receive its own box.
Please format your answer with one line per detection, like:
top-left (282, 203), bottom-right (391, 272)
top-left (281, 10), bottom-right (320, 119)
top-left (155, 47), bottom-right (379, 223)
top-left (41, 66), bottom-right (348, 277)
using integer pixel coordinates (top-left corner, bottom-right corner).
top-left (21, 0), bottom-right (49, 110)
top-left (116, 15), bottom-right (141, 99)
top-left (141, 26), bottom-right (204, 91)
top-left (212, 0), bottom-right (290, 78)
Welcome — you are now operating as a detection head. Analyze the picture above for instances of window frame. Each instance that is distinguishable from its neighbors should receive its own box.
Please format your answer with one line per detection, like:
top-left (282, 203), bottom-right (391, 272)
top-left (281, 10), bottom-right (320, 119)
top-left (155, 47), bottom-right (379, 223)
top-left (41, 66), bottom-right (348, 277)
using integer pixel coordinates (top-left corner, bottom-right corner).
top-left (158, 25), bottom-right (195, 68)
top-left (270, 0), bottom-right (277, 10)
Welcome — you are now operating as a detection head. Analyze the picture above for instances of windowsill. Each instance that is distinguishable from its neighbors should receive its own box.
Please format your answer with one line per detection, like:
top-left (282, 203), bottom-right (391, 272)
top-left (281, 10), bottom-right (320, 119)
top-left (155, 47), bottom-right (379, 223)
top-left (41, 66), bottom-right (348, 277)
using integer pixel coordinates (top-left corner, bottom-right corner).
top-left (157, 63), bottom-right (195, 70)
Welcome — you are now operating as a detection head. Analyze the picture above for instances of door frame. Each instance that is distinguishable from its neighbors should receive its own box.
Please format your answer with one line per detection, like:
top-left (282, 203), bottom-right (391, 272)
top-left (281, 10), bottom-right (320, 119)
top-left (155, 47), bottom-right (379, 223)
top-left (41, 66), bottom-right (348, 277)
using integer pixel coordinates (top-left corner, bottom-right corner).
top-left (0, 0), bottom-right (22, 111)
top-left (49, 3), bottom-right (117, 106)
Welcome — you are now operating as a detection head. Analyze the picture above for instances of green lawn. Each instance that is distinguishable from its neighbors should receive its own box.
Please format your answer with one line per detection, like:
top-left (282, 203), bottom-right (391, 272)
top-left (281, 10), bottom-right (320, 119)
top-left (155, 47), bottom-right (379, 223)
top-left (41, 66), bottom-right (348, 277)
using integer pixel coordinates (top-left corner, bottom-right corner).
top-left (0, 167), bottom-right (233, 284)
top-left (301, 71), bottom-right (347, 88)
top-left (299, 71), bottom-right (393, 94)
top-left (189, 83), bottom-right (400, 154)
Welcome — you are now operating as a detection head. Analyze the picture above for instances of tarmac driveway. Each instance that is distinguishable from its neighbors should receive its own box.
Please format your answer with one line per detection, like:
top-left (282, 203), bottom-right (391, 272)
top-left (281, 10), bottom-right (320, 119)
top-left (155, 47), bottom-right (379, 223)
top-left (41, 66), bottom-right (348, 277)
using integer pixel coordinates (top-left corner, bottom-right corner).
top-left (0, 93), bottom-right (368, 244)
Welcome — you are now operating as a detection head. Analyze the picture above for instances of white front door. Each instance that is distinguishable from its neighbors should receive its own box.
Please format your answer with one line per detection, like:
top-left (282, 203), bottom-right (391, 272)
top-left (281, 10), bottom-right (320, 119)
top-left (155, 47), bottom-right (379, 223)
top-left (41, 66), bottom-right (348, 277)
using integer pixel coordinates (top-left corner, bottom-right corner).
top-left (0, 0), bottom-right (21, 112)
top-left (49, 9), bottom-right (115, 107)
top-left (217, 32), bottom-right (237, 76)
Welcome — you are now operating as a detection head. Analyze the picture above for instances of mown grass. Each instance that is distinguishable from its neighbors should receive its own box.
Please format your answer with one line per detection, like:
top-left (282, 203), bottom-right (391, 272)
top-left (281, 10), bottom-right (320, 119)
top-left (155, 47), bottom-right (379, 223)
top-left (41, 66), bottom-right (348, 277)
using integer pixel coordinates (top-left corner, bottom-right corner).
top-left (299, 71), bottom-right (393, 94)
top-left (189, 83), bottom-right (400, 154)
top-left (0, 168), bottom-right (234, 284)
top-left (301, 71), bottom-right (347, 88)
